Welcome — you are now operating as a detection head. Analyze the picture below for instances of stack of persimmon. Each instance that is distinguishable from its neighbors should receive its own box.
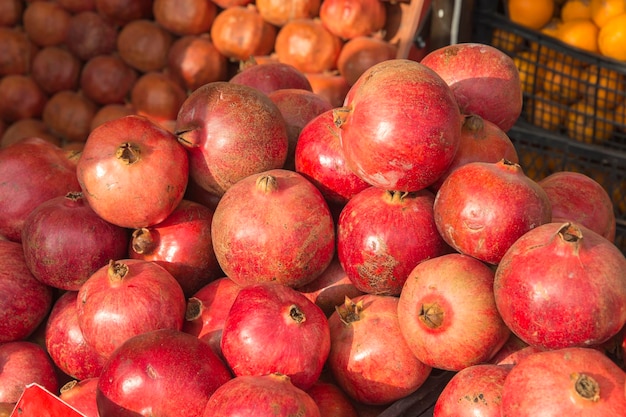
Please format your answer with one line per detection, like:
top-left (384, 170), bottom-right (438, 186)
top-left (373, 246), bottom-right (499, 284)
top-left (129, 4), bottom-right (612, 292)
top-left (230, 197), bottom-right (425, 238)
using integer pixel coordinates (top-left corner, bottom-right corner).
top-left (0, 0), bottom-right (415, 151)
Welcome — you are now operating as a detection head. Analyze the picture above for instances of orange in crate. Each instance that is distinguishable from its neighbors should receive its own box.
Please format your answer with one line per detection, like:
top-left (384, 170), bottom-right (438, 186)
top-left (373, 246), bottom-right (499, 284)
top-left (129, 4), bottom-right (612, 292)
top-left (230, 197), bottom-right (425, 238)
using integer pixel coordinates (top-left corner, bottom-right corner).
top-left (555, 18), bottom-right (600, 53)
top-left (598, 13), bottom-right (626, 61)
top-left (561, 0), bottom-right (593, 21)
top-left (590, 0), bottom-right (626, 27)
top-left (508, 0), bottom-right (555, 30)
top-left (527, 91), bottom-right (568, 131)
top-left (542, 58), bottom-right (584, 103)
top-left (579, 65), bottom-right (626, 110)
top-left (565, 99), bottom-right (615, 143)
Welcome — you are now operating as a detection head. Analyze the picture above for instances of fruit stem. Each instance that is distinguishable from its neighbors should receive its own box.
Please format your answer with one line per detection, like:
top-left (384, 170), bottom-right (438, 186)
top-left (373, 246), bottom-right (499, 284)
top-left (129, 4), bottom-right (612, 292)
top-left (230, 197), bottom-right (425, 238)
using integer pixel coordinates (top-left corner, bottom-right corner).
top-left (131, 228), bottom-right (156, 255)
top-left (332, 107), bottom-right (351, 128)
top-left (384, 190), bottom-right (410, 203)
top-left (115, 142), bottom-right (141, 165)
top-left (571, 372), bottom-right (600, 402)
top-left (256, 175), bottom-right (279, 193)
top-left (336, 296), bottom-right (364, 325)
top-left (419, 303), bottom-right (444, 329)
top-left (289, 304), bottom-right (306, 324)
top-left (107, 259), bottom-right (129, 283)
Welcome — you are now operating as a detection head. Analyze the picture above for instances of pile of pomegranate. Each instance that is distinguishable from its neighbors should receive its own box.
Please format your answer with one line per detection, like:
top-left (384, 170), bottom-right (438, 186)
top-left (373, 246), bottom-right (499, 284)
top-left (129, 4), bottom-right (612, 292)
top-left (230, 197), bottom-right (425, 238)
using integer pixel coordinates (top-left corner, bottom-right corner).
top-left (2, 1), bottom-right (626, 417)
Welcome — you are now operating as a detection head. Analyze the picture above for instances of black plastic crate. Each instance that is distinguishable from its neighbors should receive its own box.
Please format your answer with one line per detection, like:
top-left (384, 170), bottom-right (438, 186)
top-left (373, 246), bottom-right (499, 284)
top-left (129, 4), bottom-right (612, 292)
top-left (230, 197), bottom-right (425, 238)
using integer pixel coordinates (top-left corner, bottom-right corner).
top-left (506, 121), bottom-right (626, 254)
top-left (473, 3), bottom-right (626, 154)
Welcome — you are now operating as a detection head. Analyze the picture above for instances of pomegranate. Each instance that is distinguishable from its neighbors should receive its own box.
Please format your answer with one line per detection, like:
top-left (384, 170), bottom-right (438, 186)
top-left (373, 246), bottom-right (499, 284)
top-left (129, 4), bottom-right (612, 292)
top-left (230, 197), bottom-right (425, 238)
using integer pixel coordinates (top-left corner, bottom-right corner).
top-left (539, 171), bottom-right (616, 242)
top-left (433, 159), bottom-right (552, 265)
top-left (334, 58), bottom-right (463, 191)
top-left (31, 46), bottom-right (81, 95)
top-left (203, 373), bottom-right (321, 417)
top-left (76, 259), bottom-right (187, 359)
top-left (79, 54), bottom-right (138, 105)
top-left (0, 74), bottom-right (47, 122)
top-left (152, 0), bottom-right (217, 36)
top-left (337, 34), bottom-right (398, 86)
top-left (42, 90), bottom-right (97, 143)
top-left (129, 199), bottom-right (223, 297)
top-left (328, 294), bottom-right (432, 405)
top-left (500, 347), bottom-right (626, 416)
top-left (116, 19), bottom-right (173, 73)
top-left (0, 240), bottom-right (53, 343)
top-left (337, 187), bottom-right (449, 295)
top-left (255, 0), bottom-right (321, 26)
top-left (429, 114), bottom-right (520, 192)
top-left (59, 378), bottom-right (99, 417)
top-left (167, 34), bottom-right (229, 92)
top-left (494, 222), bottom-right (626, 350)
top-left (21, 191), bottom-right (129, 291)
top-left (175, 81), bottom-right (288, 197)
top-left (211, 169), bottom-right (335, 288)
top-left (306, 380), bottom-right (359, 417)
top-left (0, 137), bottom-right (80, 242)
top-left (421, 42), bottom-right (523, 132)
top-left (0, 341), bottom-right (59, 404)
top-left (434, 364), bottom-right (511, 417)
top-left (97, 329), bottom-right (232, 417)
top-left (229, 60), bottom-right (313, 95)
top-left (45, 291), bottom-right (108, 381)
top-left (64, 11), bottom-right (117, 61)
top-left (220, 282), bottom-right (331, 390)
top-left (76, 115), bottom-right (189, 229)
top-left (294, 108), bottom-right (370, 207)
top-left (397, 253), bottom-right (511, 371)
top-left (183, 277), bottom-right (242, 358)
top-left (95, 0), bottom-right (153, 26)
top-left (267, 88), bottom-right (333, 170)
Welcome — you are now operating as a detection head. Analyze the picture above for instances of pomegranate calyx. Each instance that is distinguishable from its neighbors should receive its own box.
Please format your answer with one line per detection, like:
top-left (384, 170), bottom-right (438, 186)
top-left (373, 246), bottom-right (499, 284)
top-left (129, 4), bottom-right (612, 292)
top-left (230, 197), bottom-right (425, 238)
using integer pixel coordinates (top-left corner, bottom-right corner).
top-left (175, 128), bottom-right (199, 147)
top-left (255, 175), bottom-right (278, 193)
top-left (60, 380), bottom-right (78, 394)
top-left (288, 304), bottom-right (306, 324)
top-left (65, 191), bottom-right (83, 201)
top-left (115, 142), bottom-right (141, 165)
top-left (571, 372), bottom-right (600, 402)
top-left (336, 296), bottom-right (364, 325)
top-left (558, 222), bottom-right (583, 243)
top-left (419, 302), bottom-right (444, 329)
top-left (385, 190), bottom-right (410, 204)
top-left (107, 259), bottom-right (129, 282)
top-left (131, 228), bottom-right (156, 254)
top-left (185, 297), bottom-right (203, 321)
top-left (463, 114), bottom-right (484, 133)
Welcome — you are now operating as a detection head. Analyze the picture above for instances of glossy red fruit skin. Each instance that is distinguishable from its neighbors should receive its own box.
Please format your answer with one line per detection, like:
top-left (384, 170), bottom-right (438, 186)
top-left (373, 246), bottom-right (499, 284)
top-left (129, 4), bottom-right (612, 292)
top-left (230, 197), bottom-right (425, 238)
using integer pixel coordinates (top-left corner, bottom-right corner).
top-left (45, 291), bottom-right (107, 381)
top-left (305, 380), bottom-right (359, 417)
top-left (129, 199), bottom-right (223, 297)
top-left (229, 61), bottom-right (313, 94)
top-left (335, 58), bottom-right (463, 192)
top-left (433, 159), bottom-right (552, 265)
top-left (76, 114), bottom-right (189, 229)
top-left (211, 169), bottom-right (335, 288)
top-left (494, 222), bottom-right (626, 350)
top-left (421, 43), bottom-right (523, 132)
top-left (0, 137), bottom-right (80, 242)
top-left (433, 364), bottom-right (511, 417)
top-left (294, 108), bottom-right (370, 206)
top-left (59, 378), bottom-right (100, 417)
top-left (538, 171), bottom-right (616, 242)
top-left (0, 240), bottom-right (53, 343)
top-left (500, 347), bottom-right (626, 416)
top-left (0, 341), bottom-right (59, 404)
top-left (21, 191), bottom-right (129, 291)
top-left (97, 329), bottom-right (233, 417)
top-left (175, 81), bottom-right (288, 197)
top-left (76, 259), bottom-right (187, 359)
top-left (397, 253), bottom-right (511, 371)
top-left (337, 187), bottom-right (449, 296)
top-left (267, 87), bottom-right (333, 170)
top-left (220, 282), bottom-right (331, 391)
top-left (429, 114), bottom-right (519, 192)
top-left (327, 294), bottom-right (432, 405)
top-left (183, 276), bottom-right (242, 359)
top-left (203, 373), bottom-right (321, 417)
